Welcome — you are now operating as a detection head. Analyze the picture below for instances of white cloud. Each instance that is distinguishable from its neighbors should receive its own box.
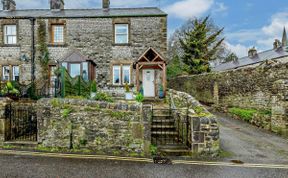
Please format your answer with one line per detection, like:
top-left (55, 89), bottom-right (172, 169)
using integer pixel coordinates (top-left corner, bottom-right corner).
top-left (226, 11), bottom-right (288, 54)
top-left (213, 2), bottom-right (228, 13)
top-left (225, 42), bottom-right (248, 58)
top-left (164, 0), bottom-right (214, 19)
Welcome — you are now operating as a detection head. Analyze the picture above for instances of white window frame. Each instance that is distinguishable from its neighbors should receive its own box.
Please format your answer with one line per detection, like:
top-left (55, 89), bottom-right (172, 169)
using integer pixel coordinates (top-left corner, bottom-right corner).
top-left (52, 25), bottom-right (64, 43)
top-left (113, 65), bottom-right (121, 85)
top-left (2, 66), bottom-right (10, 81)
top-left (122, 65), bottom-right (131, 85)
top-left (4, 25), bottom-right (17, 45)
top-left (115, 24), bottom-right (129, 44)
top-left (12, 66), bottom-right (19, 81)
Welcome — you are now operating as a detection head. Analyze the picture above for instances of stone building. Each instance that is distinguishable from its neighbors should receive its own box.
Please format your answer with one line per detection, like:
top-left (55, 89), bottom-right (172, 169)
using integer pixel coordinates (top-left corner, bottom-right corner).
top-left (213, 28), bottom-right (288, 71)
top-left (0, 0), bottom-right (167, 97)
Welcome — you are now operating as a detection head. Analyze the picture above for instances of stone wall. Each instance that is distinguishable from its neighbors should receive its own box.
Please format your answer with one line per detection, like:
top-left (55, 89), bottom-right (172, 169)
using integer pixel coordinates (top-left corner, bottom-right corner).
top-left (167, 89), bottom-right (220, 154)
top-left (169, 62), bottom-right (288, 137)
top-left (0, 98), bottom-right (11, 146)
top-left (37, 98), bottom-right (151, 157)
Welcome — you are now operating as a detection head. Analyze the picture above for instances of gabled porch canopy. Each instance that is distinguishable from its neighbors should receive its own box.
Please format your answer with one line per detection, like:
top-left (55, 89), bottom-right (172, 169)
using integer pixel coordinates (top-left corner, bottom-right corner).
top-left (134, 47), bottom-right (167, 96)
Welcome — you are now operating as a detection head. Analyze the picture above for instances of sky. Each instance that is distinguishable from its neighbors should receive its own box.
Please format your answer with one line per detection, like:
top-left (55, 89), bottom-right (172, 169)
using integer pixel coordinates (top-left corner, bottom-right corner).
top-left (13, 0), bottom-right (288, 58)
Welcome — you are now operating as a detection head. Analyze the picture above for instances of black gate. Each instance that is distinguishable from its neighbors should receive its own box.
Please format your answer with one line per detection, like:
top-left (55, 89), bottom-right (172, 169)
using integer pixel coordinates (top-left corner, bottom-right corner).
top-left (5, 103), bottom-right (37, 142)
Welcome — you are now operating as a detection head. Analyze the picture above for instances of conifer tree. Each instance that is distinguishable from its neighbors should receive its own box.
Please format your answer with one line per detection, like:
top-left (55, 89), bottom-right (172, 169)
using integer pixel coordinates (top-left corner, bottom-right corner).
top-left (180, 16), bottom-right (224, 74)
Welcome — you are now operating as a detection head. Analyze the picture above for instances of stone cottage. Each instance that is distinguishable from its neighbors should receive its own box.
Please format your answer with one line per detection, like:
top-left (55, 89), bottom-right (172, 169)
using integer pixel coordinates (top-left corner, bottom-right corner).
top-left (0, 0), bottom-right (167, 98)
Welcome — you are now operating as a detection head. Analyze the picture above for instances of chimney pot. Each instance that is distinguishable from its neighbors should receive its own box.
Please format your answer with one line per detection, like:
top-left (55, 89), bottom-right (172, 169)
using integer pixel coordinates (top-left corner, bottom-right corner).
top-left (248, 47), bottom-right (257, 58)
top-left (2, 0), bottom-right (16, 11)
top-left (50, 0), bottom-right (64, 10)
top-left (103, 0), bottom-right (110, 9)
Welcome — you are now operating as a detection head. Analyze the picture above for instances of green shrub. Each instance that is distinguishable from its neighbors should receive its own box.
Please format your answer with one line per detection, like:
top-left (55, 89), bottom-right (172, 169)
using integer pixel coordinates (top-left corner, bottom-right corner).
top-left (91, 80), bottom-right (97, 93)
top-left (94, 92), bottom-right (114, 103)
top-left (1, 81), bottom-right (20, 97)
top-left (228, 108), bottom-right (257, 122)
top-left (135, 93), bottom-right (144, 103)
top-left (150, 144), bottom-right (158, 156)
top-left (62, 108), bottom-right (73, 118)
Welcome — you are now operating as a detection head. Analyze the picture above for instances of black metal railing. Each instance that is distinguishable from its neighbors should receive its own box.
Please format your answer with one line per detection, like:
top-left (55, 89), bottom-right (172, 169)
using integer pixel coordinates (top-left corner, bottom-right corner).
top-left (151, 106), bottom-right (191, 148)
top-left (5, 104), bottom-right (37, 142)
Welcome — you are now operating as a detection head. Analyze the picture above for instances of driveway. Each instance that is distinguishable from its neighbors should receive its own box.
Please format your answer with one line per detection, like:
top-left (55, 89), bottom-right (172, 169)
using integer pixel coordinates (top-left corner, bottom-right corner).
top-left (214, 112), bottom-right (288, 164)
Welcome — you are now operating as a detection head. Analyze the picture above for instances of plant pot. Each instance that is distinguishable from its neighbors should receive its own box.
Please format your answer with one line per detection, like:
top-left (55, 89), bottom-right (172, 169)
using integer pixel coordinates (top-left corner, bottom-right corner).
top-left (91, 92), bottom-right (96, 98)
top-left (159, 90), bottom-right (165, 99)
top-left (125, 92), bottom-right (133, 100)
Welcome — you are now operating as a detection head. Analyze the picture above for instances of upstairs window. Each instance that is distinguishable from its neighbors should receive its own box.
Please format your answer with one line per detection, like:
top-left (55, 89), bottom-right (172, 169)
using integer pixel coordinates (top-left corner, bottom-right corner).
top-left (52, 25), bottom-right (64, 43)
top-left (4, 25), bottom-right (17, 45)
top-left (115, 24), bottom-right (129, 44)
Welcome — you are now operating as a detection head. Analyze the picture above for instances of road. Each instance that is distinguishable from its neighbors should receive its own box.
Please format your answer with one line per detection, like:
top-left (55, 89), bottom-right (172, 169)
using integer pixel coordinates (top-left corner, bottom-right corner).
top-left (215, 112), bottom-right (288, 164)
top-left (0, 154), bottom-right (288, 178)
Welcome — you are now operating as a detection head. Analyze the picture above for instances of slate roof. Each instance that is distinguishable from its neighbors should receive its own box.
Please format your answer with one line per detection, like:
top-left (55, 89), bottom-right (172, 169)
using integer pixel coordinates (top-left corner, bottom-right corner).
top-left (0, 7), bottom-right (167, 18)
top-left (212, 46), bottom-right (288, 71)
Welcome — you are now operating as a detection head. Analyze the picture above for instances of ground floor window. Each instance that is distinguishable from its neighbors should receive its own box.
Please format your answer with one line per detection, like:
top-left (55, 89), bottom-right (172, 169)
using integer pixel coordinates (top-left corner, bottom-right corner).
top-left (2, 66), bottom-right (20, 81)
top-left (61, 62), bottom-right (94, 81)
top-left (112, 64), bottom-right (131, 85)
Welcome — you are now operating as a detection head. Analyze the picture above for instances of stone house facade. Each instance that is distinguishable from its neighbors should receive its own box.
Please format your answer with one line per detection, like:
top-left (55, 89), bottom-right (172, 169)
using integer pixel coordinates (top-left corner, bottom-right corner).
top-left (0, 0), bottom-right (167, 97)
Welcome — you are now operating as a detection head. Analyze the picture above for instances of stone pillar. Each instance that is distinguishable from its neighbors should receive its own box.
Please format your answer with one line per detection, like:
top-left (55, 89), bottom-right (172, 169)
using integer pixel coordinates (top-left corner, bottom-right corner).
top-left (271, 80), bottom-right (288, 137)
top-left (142, 104), bottom-right (152, 156)
top-left (0, 98), bottom-right (11, 145)
top-left (213, 82), bottom-right (219, 105)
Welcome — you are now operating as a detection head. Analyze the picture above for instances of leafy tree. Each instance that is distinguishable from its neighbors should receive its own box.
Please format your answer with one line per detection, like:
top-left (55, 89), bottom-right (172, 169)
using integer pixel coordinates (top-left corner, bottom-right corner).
top-left (167, 54), bottom-right (187, 78)
top-left (178, 16), bottom-right (224, 74)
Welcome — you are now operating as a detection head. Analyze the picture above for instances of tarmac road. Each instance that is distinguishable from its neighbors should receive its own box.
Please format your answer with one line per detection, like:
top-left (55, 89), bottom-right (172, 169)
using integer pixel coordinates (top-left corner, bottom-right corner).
top-left (0, 153), bottom-right (288, 178)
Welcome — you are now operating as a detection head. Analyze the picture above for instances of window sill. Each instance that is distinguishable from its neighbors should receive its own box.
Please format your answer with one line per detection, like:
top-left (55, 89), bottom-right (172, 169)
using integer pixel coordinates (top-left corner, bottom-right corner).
top-left (112, 43), bottom-right (131, 47)
top-left (0, 44), bottom-right (20, 47)
top-left (48, 43), bottom-right (68, 47)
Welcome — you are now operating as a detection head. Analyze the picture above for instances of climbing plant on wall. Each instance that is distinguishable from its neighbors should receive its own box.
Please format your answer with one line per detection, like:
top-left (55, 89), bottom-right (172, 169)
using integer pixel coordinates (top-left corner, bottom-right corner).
top-left (37, 20), bottom-right (50, 88)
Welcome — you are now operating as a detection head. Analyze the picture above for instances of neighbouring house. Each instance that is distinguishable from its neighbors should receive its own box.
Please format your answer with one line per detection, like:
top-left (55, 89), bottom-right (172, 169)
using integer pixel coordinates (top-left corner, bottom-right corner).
top-left (0, 0), bottom-right (167, 98)
top-left (212, 28), bottom-right (288, 71)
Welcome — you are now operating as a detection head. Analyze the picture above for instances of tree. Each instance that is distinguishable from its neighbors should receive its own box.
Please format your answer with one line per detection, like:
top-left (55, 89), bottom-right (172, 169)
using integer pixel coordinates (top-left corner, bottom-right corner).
top-left (223, 52), bottom-right (238, 63)
top-left (178, 16), bottom-right (224, 74)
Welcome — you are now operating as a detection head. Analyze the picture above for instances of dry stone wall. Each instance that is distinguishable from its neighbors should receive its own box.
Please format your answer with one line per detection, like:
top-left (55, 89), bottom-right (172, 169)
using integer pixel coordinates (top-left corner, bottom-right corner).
top-left (37, 98), bottom-right (151, 157)
top-left (169, 62), bottom-right (288, 137)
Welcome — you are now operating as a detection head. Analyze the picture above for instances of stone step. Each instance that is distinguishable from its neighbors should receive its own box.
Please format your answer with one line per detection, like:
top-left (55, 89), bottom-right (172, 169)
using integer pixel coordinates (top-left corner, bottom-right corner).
top-left (151, 125), bottom-right (175, 129)
top-left (152, 131), bottom-right (178, 135)
top-left (152, 119), bottom-right (175, 123)
top-left (159, 148), bottom-right (191, 156)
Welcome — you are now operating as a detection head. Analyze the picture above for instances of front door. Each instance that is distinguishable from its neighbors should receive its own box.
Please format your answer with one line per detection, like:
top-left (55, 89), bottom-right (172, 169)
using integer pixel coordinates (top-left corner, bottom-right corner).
top-left (143, 69), bottom-right (155, 97)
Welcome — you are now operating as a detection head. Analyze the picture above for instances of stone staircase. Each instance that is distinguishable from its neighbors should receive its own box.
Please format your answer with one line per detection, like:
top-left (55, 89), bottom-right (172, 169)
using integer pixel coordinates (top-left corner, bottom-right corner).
top-left (151, 108), bottom-right (190, 156)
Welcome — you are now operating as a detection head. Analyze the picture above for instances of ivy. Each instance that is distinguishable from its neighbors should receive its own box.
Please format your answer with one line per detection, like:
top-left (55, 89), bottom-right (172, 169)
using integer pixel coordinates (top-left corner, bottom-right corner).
top-left (37, 20), bottom-right (50, 87)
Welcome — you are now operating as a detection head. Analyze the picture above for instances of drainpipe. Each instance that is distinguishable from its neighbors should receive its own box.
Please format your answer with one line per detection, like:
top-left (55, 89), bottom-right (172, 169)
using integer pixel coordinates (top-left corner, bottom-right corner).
top-left (30, 18), bottom-right (36, 93)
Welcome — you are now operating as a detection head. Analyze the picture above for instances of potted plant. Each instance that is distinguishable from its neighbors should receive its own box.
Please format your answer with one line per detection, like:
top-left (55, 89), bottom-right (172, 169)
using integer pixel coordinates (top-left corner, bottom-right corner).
top-left (124, 83), bottom-right (133, 100)
top-left (90, 80), bottom-right (97, 98)
top-left (158, 84), bottom-right (164, 99)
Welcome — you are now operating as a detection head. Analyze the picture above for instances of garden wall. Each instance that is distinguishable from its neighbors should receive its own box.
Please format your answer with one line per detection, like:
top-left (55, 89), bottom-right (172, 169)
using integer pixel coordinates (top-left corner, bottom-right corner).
top-left (37, 99), bottom-right (151, 157)
top-left (169, 62), bottom-right (288, 137)
top-left (167, 89), bottom-right (220, 154)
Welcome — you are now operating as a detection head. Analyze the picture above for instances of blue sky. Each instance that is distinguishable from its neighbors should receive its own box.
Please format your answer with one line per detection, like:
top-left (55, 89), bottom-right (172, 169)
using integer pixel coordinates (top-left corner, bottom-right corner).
top-left (14, 0), bottom-right (288, 57)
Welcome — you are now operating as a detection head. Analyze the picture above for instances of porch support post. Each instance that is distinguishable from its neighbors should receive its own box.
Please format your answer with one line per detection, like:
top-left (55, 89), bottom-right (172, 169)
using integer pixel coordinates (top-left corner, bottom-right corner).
top-left (163, 63), bottom-right (167, 96)
top-left (136, 63), bottom-right (140, 92)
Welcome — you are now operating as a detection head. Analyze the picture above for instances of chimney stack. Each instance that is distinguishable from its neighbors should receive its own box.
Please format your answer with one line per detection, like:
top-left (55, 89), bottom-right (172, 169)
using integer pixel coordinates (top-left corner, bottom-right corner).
top-left (273, 39), bottom-right (281, 49)
top-left (2, 0), bottom-right (16, 11)
top-left (248, 47), bottom-right (257, 58)
top-left (50, 0), bottom-right (64, 10)
top-left (103, 0), bottom-right (110, 9)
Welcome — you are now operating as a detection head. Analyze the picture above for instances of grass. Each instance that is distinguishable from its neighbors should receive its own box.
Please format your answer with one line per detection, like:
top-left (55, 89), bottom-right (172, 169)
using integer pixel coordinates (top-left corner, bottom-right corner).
top-left (228, 108), bottom-right (271, 122)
